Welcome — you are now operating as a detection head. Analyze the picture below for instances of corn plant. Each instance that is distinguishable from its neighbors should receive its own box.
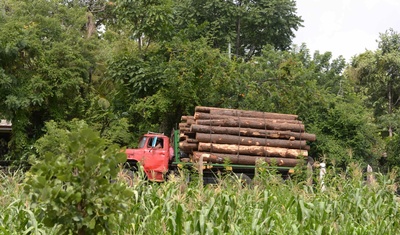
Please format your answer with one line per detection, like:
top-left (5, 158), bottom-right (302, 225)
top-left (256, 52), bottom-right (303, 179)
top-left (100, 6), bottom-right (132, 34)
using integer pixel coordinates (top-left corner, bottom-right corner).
top-left (1, 161), bottom-right (400, 234)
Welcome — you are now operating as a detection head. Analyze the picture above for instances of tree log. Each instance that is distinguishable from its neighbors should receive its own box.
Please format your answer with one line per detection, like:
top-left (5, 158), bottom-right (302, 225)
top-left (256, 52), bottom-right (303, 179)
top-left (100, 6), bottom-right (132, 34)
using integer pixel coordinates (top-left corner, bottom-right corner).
top-left (195, 106), bottom-right (298, 120)
top-left (179, 123), bottom-right (190, 128)
top-left (179, 141), bottom-right (198, 153)
top-left (179, 127), bottom-right (191, 133)
top-left (191, 124), bottom-right (316, 141)
top-left (181, 116), bottom-right (195, 124)
top-left (196, 118), bottom-right (305, 132)
top-left (194, 112), bottom-right (302, 124)
top-left (198, 143), bottom-right (308, 158)
top-left (192, 152), bottom-right (304, 167)
top-left (196, 133), bottom-right (310, 150)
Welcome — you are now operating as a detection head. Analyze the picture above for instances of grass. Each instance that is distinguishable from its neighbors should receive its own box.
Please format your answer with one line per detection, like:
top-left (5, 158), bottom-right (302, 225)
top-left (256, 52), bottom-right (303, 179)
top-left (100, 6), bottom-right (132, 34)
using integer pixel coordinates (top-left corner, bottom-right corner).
top-left (0, 165), bottom-right (399, 234)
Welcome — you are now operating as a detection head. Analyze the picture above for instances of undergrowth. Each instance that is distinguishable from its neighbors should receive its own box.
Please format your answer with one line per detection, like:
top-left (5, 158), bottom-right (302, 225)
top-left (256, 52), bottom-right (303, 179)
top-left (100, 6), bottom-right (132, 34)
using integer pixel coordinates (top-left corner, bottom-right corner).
top-left (0, 164), bottom-right (399, 235)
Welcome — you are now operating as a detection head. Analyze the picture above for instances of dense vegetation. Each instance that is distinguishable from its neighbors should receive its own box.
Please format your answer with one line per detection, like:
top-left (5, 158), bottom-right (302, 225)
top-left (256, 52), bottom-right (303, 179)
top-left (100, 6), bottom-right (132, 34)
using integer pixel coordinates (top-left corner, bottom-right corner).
top-left (1, 163), bottom-right (400, 234)
top-left (2, 0), bottom-right (399, 169)
top-left (1, 0), bottom-right (400, 233)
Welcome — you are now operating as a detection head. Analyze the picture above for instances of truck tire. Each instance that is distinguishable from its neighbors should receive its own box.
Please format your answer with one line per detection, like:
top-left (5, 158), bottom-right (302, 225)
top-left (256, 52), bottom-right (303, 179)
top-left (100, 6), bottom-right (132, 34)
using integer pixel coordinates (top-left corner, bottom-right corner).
top-left (118, 169), bottom-right (135, 186)
top-left (221, 172), bottom-right (252, 188)
top-left (234, 173), bottom-right (252, 188)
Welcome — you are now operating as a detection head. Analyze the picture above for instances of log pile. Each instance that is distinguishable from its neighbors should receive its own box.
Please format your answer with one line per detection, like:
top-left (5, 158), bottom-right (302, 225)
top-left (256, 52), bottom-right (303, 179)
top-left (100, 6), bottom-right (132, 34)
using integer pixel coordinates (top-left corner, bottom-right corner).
top-left (178, 106), bottom-right (316, 167)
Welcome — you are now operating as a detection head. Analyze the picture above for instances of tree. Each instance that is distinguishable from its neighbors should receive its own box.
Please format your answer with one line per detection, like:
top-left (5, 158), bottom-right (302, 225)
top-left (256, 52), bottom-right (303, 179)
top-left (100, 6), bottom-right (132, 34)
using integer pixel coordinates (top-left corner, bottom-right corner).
top-left (348, 29), bottom-right (400, 137)
top-left (107, 37), bottom-right (239, 135)
top-left (173, 0), bottom-right (303, 60)
top-left (237, 44), bottom-right (381, 167)
top-left (0, 0), bottom-right (99, 156)
top-left (114, 0), bottom-right (174, 51)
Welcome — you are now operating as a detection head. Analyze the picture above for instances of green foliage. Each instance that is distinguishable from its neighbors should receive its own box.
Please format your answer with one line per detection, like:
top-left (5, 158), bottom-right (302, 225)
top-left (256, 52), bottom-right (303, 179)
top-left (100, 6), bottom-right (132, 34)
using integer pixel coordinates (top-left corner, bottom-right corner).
top-left (0, 0), bottom-right (395, 178)
top-left (2, 166), bottom-right (400, 234)
top-left (0, 170), bottom-right (60, 234)
top-left (173, 0), bottom-right (303, 60)
top-left (0, 0), bottom-right (99, 156)
top-left (24, 120), bottom-right (133, 234)
top-left (114, 0), bottom-right (174, 49)
top-left (85, 95), bottom-right (133, 146)
top-left (230, 45), bottom-right (381, 167)
top-left (311, 99), bottom-right (382, 167)
top-left (348, 29), bottom-right (400, 137)
top-left (107, 37), bottom-right (240, 134)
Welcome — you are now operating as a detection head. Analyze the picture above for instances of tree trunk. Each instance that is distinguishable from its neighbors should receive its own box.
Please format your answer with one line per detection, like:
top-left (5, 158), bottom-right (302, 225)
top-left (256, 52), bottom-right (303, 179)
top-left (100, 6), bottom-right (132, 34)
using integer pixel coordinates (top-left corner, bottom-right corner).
top-left (196, 118), bottom-right (304, 132)
top-left (195, 106), bottom-right (298, 120)
top-left (191, 124), bottom-right (316, 141)
top-left (196, 133), bottom-right (310, 150)
top-left (179, 141), bottom-right (198, 153)
top-left (388, 80), bottom-right (393, 137)
top-left (181, 116), bottom-right (195, 124)
top-left (194, 112), bottom-right (302, 124)
top-left (192, 152), bottom-right (304, 167)
top-left (198, 143), bottom-right (308, 158)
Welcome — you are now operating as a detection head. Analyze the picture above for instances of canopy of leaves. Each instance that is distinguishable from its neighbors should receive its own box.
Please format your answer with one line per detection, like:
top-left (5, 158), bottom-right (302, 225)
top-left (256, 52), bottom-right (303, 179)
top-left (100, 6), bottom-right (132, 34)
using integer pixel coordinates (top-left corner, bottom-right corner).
top-left (348, 29), bottom-right (400, 137)
top-left (173, 0), bottom-right (303, 60)
top-left (0, 0), bottom-right (97, 155)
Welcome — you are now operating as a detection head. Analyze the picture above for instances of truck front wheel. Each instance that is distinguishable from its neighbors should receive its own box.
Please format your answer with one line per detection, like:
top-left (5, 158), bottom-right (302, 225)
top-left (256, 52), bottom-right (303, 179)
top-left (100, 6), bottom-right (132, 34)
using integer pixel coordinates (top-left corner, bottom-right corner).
top-left (221, 172), bottom-right (252, 188)
top-left (118, 169), bottom-right (135, 186)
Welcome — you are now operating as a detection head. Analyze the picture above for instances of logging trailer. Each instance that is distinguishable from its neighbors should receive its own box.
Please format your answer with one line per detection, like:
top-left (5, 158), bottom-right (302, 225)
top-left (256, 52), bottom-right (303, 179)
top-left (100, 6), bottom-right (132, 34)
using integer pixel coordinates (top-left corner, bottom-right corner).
top-left (124, 106), bottom-right (316, 184)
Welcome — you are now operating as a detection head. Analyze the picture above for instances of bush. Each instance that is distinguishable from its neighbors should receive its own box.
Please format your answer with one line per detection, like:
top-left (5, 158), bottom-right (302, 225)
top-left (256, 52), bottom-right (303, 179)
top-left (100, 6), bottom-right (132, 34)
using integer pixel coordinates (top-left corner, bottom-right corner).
top-left (23, 120), bottom-right (133, 234)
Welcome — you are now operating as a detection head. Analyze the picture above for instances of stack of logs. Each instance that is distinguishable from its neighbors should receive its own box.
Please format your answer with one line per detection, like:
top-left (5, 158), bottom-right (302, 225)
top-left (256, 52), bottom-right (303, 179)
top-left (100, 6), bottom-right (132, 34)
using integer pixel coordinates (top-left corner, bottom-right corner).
top-left (178, 106), bottom-right (316, 167)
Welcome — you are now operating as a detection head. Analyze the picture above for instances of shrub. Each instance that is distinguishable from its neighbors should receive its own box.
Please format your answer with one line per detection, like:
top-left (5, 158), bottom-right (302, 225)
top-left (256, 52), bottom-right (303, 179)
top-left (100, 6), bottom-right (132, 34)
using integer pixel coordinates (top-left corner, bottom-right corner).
top-left (23, 120), bottom-right (133, 234)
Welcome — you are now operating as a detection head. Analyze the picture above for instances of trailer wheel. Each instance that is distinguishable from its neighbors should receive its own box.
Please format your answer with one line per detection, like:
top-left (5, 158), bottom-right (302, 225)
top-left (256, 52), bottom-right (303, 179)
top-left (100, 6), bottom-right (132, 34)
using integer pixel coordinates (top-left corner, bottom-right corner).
top-left (118, 169), bottom-right (135, 186)
top-left (222, 172), bottom-right (252, 188)
top-left (234, 173), bottom-right (252, 188)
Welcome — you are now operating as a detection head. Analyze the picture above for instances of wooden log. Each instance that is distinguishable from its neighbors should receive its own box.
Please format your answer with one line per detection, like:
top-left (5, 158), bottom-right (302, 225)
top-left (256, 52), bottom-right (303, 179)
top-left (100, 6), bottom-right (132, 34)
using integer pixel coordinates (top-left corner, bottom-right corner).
top-left (179, 127), bottom-right (191, 133)
top-left (194, 112), bottom-right (302, 124)
top-left (198, 143), bottom-right (308, 158)
top-left (192, 152), bottom-right (304, 167)
top-left (179, 123), bottom-right (190, 128)
top-left (191, 124), bottom-right (316, 141)
top-left (181, 116), bottom-right (194, 121)
top-left (181, 116), bottom-right (195, 124)
top-left (196, 118), bottom-right (305, 132)
top-left (195, 106), bottom-right (298, 120)
top-left (179, 134), bottom-right (188, 141)
top-left (179, 141), bottom-right (198, 153)
top-left (196, 133), bottom-right (310, 150)
top-left (186, 138), bottom-right (199, 143)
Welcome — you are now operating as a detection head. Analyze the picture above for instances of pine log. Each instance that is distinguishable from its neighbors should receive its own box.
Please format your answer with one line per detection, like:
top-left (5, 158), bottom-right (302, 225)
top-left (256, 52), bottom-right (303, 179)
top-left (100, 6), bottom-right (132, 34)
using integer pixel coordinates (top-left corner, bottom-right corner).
top-left (192, 152), bottom-right (304, 167)
top-left (181, 116), bottom-right (195, 124)
top-left (196, 133), bottom-right (310, 150)
top-left (196, 118), bottom-right (305, 132)
top-left (198, 143), bottom-right (308, 158)
top-left (194, 112), bottom-right (302, 124)
top-left (186, 138), bottom-right (199, 143)
top-left (191, 124), bottom-right (316, 141)
top-left (179, 134), bottom-right (188, 141)
top-left (179, 141), bottom-right (198, 153)
top-left (179, 123), bottom-right (190, 128)
top-left (195, 106), bottom-right (298, 120)
top-left (179, 127), bottom-right (191, 133)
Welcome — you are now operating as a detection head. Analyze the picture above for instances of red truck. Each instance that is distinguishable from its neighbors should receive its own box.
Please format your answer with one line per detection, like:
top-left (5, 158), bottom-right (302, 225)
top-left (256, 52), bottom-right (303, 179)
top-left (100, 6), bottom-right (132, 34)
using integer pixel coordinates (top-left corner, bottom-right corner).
top-left (125, 106), bottom-right (316, 184)
top-left (124, 130), bottom-right (302, 184)
top-left (125, 132), bottom-right (176, 182)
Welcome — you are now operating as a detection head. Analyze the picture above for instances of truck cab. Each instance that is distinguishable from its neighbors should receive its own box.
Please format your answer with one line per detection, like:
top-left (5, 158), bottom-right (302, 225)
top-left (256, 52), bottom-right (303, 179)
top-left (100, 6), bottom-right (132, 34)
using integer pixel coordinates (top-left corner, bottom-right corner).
top-left (125, 133), bottom-right (173, 182)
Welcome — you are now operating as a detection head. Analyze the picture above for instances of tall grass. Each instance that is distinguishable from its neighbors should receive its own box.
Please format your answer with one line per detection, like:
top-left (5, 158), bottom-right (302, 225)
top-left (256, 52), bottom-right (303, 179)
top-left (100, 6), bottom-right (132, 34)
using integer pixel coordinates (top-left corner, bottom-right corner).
top-left (0, 169), bottom-right (61, 234)
top-left (1, 165), bottom-right (399, 234)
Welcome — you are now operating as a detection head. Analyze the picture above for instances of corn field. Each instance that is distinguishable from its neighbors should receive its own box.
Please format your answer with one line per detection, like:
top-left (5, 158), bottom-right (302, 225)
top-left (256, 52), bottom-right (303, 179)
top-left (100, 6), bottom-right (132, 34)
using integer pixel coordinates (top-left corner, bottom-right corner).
top-left (1, 165), bottom-right (399, 235)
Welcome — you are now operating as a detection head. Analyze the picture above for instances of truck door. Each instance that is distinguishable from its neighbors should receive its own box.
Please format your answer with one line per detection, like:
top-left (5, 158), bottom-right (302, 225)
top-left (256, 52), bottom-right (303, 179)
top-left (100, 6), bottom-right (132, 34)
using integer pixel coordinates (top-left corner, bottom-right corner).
top-left (142, 136), bottom-right (169, 181)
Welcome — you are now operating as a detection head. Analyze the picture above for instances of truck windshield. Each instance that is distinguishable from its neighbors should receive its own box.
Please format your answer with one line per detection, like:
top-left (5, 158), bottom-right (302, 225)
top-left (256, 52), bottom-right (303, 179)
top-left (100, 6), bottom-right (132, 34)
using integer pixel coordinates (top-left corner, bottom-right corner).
top-left (138, 137), bottom-right (147, 148)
